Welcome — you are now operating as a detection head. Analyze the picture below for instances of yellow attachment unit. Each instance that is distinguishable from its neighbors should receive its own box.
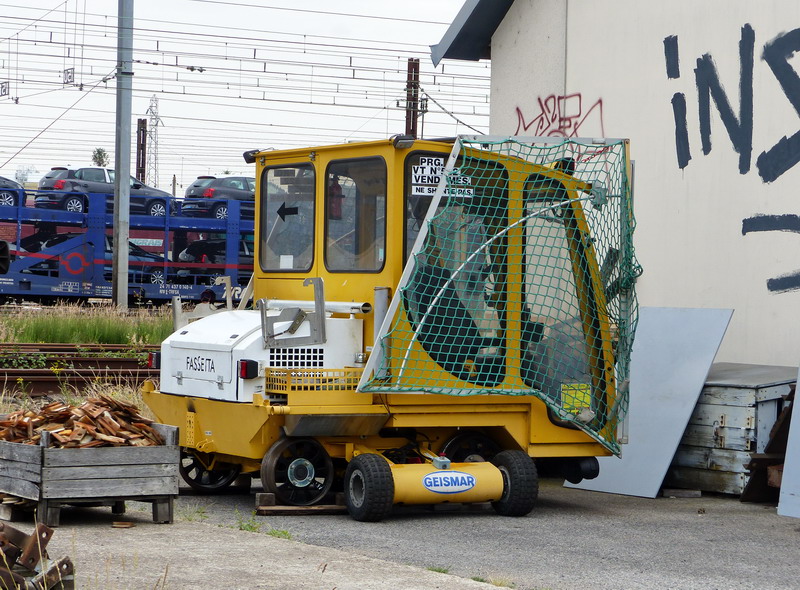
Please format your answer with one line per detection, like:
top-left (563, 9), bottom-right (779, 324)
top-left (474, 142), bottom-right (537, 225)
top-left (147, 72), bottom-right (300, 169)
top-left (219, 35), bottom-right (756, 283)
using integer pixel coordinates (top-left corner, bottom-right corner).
top-left (264, 367), bottom-right (363, 394)
top-left (390, 461), bottom-right (503, 505)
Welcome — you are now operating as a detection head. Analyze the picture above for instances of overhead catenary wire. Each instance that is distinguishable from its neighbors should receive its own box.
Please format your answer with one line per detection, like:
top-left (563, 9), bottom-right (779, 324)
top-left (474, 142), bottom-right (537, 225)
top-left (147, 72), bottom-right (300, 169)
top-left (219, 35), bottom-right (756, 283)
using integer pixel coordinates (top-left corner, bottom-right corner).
top-left (0, 1), bottom-right (490, 184)
top-left (0, 68), bottom-right (114, 170)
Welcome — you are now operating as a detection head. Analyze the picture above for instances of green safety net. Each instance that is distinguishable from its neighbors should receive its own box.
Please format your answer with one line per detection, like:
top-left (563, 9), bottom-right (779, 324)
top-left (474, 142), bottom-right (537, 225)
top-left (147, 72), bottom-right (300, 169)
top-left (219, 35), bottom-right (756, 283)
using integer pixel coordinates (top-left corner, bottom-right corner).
top-left (361, 137), bottom-right (641, 453)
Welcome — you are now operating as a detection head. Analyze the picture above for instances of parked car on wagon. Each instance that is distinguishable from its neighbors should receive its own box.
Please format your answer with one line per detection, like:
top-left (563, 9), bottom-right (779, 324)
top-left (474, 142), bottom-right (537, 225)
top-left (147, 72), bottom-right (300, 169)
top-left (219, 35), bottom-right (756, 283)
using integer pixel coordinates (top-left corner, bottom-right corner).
top-left (35, 167), bottom-right (175, 216)
top-left (0, 176), bottom-right (26, 207)
top-left (181, 176), bottom-right (255, 219)
top-left (21, 232), bottom-right (167, 284)
top-left (176, 236), bottom-right (254, 286)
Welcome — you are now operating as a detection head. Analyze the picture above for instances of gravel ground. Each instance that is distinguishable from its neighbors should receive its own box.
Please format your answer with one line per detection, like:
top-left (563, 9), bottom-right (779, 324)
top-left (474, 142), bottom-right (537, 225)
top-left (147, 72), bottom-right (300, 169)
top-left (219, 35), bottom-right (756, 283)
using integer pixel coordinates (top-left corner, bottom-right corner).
top-left (29, 478), bottom-right (800, 589)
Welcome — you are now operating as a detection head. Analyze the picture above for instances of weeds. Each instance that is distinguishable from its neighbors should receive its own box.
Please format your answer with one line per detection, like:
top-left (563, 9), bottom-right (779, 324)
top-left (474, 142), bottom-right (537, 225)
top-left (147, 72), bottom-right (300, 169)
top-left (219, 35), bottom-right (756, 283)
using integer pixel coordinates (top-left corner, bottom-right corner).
top-left (489, 579), bottom-right (516, 588)
top-left (176, 501), bottom-right (209, 522)
top-left (234, 508), bottom-right (262, 533)
top-left (266, 528), bottom-right (292, 540)
top-left (0, 351), bottom-right (47, 369)
top-left (427, 566), bottom-right (450, 574)
top-left (471, 575), bottom-right (517, 588)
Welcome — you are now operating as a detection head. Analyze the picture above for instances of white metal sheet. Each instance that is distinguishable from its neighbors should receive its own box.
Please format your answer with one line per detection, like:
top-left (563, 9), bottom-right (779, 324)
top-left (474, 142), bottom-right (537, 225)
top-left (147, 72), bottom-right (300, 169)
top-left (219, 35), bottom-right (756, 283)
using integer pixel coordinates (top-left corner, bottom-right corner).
top-left (778, 364), bottom-right (800, 518)
top-left (565, 307), bottom-right (733, 497)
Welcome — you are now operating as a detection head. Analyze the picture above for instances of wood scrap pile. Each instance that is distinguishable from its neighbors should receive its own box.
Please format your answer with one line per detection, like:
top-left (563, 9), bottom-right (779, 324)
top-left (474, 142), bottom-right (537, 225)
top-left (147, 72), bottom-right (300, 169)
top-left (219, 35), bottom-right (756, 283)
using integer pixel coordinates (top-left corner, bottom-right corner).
top-left (0, 395), bottom-right (164, 448)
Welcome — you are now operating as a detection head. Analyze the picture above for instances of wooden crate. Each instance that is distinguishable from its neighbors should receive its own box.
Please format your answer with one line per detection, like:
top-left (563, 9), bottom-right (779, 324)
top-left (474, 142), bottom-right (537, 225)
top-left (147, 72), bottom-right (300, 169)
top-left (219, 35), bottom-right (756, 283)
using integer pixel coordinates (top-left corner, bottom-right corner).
top-left (0, 424), bottom-right (178, 526)
top-left (664, 363), bottom-right (795, 495)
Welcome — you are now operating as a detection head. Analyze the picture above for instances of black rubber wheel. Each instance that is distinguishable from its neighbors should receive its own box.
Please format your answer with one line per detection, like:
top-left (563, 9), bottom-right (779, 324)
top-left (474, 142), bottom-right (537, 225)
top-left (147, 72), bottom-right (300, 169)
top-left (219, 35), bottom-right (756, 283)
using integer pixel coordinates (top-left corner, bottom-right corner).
top-left (179, 450), bottom-right (242, 493)
top-left (63, 195), bottom-right (85, 213)
top-left (491, 450), bottom-right (539, 517)
top-left (147, 200), bottom-right (167, 217)
top-left (344, 453), bottom-right (394, 522)
top-left (212, 203), bottom-right (228, 219)
top-left (261, 438), bottom-right (333, 506)
top-left (441, 431), bottom-right (501, 462)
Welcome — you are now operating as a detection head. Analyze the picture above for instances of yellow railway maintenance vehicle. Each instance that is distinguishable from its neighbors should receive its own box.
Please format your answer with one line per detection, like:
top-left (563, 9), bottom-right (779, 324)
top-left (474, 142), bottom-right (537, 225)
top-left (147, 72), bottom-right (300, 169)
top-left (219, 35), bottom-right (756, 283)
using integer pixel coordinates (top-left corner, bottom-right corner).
top-left (143, 135), bottom-right (640, 521)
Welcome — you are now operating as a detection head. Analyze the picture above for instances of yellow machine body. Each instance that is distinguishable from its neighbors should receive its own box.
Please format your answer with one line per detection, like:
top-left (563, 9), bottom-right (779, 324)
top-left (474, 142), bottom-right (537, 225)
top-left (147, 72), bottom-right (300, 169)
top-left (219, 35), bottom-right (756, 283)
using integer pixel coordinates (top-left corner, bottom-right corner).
top-left (388, 461), bottom-right (504, 505)
top-left (144, 136), bottom-right (634, 516)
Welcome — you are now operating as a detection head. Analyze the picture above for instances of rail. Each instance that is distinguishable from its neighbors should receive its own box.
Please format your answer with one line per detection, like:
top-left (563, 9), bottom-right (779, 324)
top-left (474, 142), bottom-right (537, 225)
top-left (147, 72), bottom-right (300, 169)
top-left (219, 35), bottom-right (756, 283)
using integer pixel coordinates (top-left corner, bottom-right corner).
top-left (0, 345), bottom-right (159, 396)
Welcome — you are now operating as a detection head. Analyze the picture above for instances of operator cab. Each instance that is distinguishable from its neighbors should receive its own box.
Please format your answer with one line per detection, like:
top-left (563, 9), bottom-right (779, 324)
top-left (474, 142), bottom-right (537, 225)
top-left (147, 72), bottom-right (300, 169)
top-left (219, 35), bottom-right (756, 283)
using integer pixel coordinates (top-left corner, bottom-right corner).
top-left (251, 138), bottom-right (459, 341)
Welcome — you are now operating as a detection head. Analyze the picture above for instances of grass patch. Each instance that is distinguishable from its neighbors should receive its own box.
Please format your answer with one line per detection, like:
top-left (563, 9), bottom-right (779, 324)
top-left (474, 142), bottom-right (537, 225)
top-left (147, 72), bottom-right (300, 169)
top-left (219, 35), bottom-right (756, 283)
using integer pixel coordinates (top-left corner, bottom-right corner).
top-left (489, 579), bottom-right (516, 588)
top-left (266, 528), bottom-right (292, 539)
top-left (0, 302), bottom-right (172, 345)
top-left (427, 566), bottom-right (450, 574)
top-left (234, 508), bottom-right (262, 533)
top-left (176, 501), bottom-right (209, 522)
top-left (470, 575), bottom-right (517, 588)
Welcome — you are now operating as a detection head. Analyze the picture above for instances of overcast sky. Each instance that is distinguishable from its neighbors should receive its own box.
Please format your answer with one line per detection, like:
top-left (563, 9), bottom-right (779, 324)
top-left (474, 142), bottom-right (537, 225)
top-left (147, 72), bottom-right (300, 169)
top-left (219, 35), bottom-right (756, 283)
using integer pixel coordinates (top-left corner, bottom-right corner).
top-left (0, 0), bottom-right (490, 191)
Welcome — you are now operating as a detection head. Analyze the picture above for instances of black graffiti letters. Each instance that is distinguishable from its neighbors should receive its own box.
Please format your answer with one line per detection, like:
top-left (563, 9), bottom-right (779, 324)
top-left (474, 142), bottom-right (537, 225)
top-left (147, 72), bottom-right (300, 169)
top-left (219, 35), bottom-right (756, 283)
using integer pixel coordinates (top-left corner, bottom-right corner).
top-left (757, 29), bottom-right (800, 182)
top-left (695, 25), bottom-right (754, 175)
top-left (742, 214), bottom-right (800, 293)
top-left (666, 24), bottom-right (800, 183)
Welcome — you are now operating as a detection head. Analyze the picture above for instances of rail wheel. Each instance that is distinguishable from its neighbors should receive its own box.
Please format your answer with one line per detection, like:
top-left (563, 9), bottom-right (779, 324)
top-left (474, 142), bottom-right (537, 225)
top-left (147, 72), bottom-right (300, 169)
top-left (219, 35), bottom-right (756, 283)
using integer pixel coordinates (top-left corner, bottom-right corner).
top-left (491, 450), bottom-right (539, 517)
top-left (344, 453), bottom-right (394, 522)
top-left (179, 450), bottom-right (242, 493)
top-left (261, 438), bottom-right (333, 506)
top-left (441, 431), bottom-right (501, 462)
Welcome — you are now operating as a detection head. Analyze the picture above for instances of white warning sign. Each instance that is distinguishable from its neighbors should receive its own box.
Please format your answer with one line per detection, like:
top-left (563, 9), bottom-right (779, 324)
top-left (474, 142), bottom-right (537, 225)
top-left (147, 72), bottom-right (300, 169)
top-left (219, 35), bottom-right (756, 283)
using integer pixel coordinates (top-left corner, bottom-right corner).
top-left (411, 157), bottom-right (473, 197)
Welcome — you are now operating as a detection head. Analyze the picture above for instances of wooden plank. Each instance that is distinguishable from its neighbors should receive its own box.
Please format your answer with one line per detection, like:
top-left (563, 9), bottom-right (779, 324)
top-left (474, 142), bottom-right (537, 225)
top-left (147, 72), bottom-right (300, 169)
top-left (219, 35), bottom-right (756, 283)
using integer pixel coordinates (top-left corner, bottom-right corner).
top-left (152, 424), bottom-right (178, 445)
top-left (255, 504), bottom-right (348, 516)
top-left (744, 453), bottom-right (784, 469)
top-left (41, 476), bottom-right (179, 499)
top-left (768, 464), bottom-right (784, 488)
top-left (0, 475), bottom-right (40, 500)
top-left (43, 446), bottom-right (179, 467)
top-left (681, 424), bottom-right (754, 451)
top-left (42, 463), bottom-right (177, 481)
top-left (0, 460), bottom-right (42, 483)
top-left (754, 384), bottom-right (794, 403)
top-left (671, 445), bottom-right (751, 473)
top-left (699, 386), bottom-right (757, 407)
top-left (664, 466), bottom-right (746, 495)
top-left (0, 441), bottom-right (42, 463)
top-left (688, 402), bottom-right (755, 429)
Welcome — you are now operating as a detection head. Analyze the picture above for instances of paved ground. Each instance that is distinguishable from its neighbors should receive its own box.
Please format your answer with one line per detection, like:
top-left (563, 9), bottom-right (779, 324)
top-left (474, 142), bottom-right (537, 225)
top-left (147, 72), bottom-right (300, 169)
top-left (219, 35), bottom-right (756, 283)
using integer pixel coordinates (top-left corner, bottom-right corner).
top-left (21, 479), bottom-right (800, 589)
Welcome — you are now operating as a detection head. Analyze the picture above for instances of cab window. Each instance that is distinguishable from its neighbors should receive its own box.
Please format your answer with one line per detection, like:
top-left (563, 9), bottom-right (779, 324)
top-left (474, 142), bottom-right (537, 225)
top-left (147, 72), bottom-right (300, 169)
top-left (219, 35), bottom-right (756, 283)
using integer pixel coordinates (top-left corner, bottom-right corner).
top-left (324, 157), bottom-right (386, 272)
top-left (402, 151), bottom-right (510, 386)
top-left (260, 164), bottom-right (315, 272)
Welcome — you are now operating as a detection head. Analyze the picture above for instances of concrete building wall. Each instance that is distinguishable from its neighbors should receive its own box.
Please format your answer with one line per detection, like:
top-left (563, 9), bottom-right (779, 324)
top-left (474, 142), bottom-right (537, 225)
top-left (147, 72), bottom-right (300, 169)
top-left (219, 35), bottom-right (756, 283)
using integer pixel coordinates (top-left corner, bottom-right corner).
top-left (489, 0), bottom-right (800, 365)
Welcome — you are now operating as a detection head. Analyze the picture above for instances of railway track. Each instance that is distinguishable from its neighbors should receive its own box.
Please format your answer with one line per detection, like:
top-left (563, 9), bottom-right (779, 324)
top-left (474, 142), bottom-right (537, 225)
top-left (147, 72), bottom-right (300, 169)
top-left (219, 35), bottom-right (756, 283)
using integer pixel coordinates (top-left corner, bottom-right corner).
top-left (0, 344), bottom-right (159, 397)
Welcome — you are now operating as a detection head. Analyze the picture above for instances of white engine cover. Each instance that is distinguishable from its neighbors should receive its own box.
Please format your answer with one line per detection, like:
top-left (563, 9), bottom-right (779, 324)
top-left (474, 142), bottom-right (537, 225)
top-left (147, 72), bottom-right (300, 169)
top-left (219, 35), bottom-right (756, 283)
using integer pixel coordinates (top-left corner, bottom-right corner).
top-left (160, 310), bottom-right (363, 402)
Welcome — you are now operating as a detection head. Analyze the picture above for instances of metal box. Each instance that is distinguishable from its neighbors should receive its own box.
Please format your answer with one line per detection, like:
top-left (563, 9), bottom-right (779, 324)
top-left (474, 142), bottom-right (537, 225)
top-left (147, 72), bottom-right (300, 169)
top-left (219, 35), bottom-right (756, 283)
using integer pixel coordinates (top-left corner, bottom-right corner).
top-left (664, 363), bottom-right (795, 495)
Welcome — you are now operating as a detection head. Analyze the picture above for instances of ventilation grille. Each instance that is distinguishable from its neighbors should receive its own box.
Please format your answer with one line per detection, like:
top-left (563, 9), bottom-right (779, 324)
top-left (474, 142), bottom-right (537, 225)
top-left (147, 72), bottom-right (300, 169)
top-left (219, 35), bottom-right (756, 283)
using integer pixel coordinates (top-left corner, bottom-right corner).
top-left (268, 347), bottom-right (324, 368)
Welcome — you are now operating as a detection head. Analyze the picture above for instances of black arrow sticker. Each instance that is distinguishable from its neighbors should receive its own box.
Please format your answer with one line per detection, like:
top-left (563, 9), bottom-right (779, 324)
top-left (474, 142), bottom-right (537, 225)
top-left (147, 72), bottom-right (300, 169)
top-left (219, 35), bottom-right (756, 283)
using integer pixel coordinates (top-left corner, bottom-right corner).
top-left (277, 202), bottom-right (298, 221)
